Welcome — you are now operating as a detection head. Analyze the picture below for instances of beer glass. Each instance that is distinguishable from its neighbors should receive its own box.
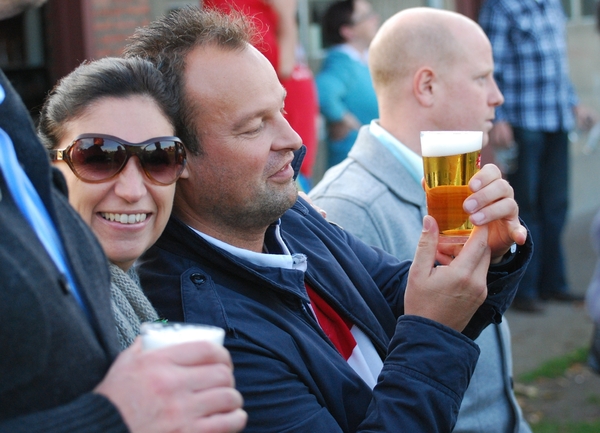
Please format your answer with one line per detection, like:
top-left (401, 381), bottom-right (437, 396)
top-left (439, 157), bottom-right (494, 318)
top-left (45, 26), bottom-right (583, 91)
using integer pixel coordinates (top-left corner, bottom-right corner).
top-left (420, 131), bottom-right (482, 243)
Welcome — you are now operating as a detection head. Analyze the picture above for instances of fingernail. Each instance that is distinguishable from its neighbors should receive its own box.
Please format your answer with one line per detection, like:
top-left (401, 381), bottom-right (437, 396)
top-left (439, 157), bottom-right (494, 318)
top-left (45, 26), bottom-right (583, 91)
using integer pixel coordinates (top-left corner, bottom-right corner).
top-left (471, 212), bottom-right (484, 225)
top-left (464, 198), bottom-right (477, 213)
top-left (470, 178), bottom-right (482, 191)
top-left (423, 216), bottom-right (431, 232)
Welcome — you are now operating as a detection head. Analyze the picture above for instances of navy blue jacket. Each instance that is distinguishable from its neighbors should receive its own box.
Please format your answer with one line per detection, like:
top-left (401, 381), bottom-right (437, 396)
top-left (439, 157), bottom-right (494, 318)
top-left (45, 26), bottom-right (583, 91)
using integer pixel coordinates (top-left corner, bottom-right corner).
top-left (139, 198), bottom-right (532, 433)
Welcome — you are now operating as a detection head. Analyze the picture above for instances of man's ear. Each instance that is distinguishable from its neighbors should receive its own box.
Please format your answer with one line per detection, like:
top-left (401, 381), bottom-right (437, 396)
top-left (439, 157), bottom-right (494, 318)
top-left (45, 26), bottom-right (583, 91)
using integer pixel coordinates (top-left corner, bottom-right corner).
top-left (413, 66), bottom-right (436, 107)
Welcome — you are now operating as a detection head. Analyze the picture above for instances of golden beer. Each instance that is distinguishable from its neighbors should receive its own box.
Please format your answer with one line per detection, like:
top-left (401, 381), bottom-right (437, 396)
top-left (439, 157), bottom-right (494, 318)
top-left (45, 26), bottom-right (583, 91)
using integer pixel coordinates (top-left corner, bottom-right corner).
top-left (420, 131), bottom-right (482, 242)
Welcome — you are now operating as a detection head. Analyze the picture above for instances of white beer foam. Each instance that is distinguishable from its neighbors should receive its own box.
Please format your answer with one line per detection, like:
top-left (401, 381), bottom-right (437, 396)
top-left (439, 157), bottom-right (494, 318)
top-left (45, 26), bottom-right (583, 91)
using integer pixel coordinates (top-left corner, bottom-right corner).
top-left (420, 131), bottom-right (482, 157)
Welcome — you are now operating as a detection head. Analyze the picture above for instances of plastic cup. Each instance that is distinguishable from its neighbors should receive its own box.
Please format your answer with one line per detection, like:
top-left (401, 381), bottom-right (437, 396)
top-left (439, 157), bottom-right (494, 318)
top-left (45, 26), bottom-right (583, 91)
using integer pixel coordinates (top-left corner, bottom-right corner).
top-left (140, 322), bottom-right (225, 351)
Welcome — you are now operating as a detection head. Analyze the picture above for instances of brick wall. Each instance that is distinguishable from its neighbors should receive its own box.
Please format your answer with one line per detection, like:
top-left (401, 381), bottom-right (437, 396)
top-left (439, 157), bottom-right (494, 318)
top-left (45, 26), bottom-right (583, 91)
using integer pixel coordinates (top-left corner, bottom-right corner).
top-left (90, 0), bottom-right (152, 58)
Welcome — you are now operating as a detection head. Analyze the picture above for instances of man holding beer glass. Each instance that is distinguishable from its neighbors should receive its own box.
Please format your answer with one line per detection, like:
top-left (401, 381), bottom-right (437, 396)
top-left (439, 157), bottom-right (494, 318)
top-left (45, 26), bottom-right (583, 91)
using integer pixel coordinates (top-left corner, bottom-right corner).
top-left (311, 7), bottom-right (532, 433)
top-left (130, 7), bottom-right (531, 432)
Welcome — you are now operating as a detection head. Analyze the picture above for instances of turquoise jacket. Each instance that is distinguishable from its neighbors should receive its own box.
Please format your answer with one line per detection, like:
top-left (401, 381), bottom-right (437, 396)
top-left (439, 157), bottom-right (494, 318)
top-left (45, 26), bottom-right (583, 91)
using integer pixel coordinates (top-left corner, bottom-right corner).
top-left (316, 46), bottom-right (378, 167)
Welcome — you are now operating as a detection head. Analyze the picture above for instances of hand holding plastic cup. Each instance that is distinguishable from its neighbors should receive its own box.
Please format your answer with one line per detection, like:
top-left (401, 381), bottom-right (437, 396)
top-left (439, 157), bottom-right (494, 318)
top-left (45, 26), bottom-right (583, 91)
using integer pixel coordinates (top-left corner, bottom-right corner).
top-left (420, 131), bottom-right (483, 244)
top-left (140, 322), bottom-right (225, 351)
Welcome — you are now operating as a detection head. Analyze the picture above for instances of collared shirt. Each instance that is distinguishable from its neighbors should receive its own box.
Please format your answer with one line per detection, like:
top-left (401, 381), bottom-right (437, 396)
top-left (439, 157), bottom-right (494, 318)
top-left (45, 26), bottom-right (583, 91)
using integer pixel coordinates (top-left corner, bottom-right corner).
top-left (192, 222), bottom-right (308, 271)
top-left (369, 120), bottom-right (424, 184)
top-left (479, 0), bottom-right (578, 131)
top-left (191, 220), bottom-right (383, 388)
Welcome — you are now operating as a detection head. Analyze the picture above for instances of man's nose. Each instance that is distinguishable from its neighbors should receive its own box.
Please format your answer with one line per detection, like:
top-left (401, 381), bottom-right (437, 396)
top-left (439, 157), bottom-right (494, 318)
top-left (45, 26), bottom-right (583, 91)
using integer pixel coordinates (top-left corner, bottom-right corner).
top-left (490, 79), bottom-right (504, 107)
top-left (273, 116), bottom-right (303, 151)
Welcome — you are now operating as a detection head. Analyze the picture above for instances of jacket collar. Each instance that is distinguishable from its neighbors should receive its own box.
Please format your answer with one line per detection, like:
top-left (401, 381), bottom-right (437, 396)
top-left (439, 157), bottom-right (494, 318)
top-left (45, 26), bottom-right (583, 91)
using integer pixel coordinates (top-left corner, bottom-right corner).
top-left (348, 125), bottom-right (427, 212)
top-left (161, 216), bottom-right (311, 302)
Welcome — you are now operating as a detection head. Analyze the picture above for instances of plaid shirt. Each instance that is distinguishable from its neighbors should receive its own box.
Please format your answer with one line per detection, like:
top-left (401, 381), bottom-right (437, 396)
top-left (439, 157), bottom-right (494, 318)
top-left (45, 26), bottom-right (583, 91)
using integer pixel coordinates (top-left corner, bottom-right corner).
top-left (479, 0), bottom-right (578, 131)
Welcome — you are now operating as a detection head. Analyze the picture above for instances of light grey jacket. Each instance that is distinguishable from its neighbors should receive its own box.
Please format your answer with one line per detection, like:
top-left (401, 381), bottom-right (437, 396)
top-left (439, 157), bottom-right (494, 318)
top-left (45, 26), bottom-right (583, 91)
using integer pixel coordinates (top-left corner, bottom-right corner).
top-left (311, 125), bottom-right (531, 433)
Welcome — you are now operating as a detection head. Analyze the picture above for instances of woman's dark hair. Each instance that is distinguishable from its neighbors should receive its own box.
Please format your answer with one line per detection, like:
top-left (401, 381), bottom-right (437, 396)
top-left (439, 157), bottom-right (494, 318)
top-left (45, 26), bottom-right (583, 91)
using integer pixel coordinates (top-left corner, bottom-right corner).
top-left (321, 0), bottom-right (355, 48)
top-left (38, 57), bottom-right (177, 149)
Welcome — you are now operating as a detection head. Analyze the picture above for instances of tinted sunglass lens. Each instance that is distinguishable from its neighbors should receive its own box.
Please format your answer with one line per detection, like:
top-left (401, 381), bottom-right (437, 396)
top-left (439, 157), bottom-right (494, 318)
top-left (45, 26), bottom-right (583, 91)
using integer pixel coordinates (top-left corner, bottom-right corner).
top-left (141, 141), bottom-right (185, 184)
top-left (70, 138), bottom-right (126, 181)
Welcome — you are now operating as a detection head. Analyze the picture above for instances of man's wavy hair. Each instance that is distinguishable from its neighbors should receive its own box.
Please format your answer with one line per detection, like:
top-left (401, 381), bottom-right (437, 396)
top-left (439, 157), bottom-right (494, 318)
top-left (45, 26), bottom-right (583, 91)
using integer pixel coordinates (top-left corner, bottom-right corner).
top-left (123, 6), bottom-right (257, 155)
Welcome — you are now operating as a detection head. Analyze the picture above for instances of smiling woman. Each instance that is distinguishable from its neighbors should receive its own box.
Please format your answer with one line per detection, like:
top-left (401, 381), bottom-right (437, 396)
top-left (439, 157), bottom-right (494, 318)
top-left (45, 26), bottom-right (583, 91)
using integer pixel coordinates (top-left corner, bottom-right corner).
top-left (38, 57), bottom-right (188, 349)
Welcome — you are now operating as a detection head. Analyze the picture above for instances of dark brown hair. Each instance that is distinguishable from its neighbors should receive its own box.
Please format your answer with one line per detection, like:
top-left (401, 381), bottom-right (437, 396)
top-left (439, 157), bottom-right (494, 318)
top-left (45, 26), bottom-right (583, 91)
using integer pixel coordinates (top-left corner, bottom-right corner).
top-left (321, 0), bottom-right (355, 47)
top-left (38, 56), bottom-right (176, 150)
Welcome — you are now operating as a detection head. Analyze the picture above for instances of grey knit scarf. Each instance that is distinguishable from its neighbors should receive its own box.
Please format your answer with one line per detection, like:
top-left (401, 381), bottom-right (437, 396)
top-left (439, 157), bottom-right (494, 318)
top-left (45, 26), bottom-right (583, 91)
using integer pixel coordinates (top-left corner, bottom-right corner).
top-left (109, 263), bottom-right (159, 350)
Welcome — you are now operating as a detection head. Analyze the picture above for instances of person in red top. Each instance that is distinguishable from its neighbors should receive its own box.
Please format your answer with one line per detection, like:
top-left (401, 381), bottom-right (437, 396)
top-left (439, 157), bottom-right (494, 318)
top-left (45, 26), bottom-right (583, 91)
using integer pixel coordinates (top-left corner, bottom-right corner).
top-left (203, 0), bottom-right (319, 191)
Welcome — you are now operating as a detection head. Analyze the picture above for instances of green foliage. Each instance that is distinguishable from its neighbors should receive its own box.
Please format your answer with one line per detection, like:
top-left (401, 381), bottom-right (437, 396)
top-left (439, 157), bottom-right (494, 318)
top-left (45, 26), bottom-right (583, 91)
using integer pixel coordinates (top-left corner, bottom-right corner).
top-left (518, 347), bottom-right (600, 431)
top-left (518, 347), bottom-right (589, 383)
top-left (585, 393), bottom-right (600, 405)
top-left (531, 420), bottom-right (600, 433)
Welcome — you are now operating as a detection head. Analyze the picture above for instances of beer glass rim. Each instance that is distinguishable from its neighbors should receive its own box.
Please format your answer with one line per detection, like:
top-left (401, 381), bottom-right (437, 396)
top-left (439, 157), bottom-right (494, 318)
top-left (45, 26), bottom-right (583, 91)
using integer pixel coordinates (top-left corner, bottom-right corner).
top-left (420, 131), bottom-right (482, 157)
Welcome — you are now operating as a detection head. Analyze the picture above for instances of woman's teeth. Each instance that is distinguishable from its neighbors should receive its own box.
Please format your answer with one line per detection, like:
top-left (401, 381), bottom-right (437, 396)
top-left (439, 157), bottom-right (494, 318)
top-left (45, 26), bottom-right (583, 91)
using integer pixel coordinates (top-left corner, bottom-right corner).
top-left (100, 213), bottom-right (147, 224)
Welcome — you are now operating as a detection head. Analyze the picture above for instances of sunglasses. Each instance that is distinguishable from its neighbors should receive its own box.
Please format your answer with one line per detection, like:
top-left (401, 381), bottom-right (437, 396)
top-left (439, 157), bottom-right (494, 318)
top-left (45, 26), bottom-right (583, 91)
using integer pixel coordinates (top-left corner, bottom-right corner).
top-left (49, 133), bottom-right (187, 185)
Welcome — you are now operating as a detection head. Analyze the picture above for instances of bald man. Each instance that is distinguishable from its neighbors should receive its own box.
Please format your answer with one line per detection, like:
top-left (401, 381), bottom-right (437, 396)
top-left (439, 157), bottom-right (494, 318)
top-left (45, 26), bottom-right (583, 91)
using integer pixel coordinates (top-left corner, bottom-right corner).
top-left (312, 8), bottom-right (532, 433)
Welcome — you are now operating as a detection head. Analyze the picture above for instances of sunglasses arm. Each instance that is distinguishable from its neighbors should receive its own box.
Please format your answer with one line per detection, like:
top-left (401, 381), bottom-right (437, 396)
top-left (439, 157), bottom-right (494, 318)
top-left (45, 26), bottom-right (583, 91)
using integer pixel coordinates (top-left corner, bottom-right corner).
top-left (48, 149), bottom-right (66, 162)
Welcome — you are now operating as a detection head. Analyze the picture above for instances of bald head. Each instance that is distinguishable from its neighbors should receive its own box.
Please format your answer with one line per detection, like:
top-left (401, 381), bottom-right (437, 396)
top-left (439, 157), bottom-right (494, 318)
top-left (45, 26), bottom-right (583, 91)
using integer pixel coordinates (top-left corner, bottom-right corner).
top-left (369, 7), bottom-right (502, 153)
top-left (369, 7), bottom-right (487, 95)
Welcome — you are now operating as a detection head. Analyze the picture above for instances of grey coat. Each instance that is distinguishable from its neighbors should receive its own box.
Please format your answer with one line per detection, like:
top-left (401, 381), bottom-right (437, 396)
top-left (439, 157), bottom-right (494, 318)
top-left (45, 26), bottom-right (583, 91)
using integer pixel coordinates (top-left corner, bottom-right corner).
top-left (311, 125), bottom-right (532, 433)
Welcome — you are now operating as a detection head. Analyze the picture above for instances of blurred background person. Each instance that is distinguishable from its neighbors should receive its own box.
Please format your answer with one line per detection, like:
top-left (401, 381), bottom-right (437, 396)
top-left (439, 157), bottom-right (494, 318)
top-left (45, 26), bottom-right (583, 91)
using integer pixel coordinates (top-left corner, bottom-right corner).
top-left (203, 0), bottom-right (319, 191)
top-left (316, 0), bottom-right (379, 170)
top-left (479, 0), bottom-right (594, 313)
top-left (39, 57), bottom-right (188, 349)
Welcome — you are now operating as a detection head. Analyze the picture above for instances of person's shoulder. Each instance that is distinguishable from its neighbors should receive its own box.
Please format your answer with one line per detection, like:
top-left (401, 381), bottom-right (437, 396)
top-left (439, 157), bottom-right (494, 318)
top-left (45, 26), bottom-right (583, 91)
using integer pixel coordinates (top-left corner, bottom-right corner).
top-left (323, 46), bottom-right (352, 61)
top-left (145, 217), bottom-right (209, 265)
top-left (310, 160), bottom-right (354, 196)
top-left (318, 49), bottom-right (354, 73)
top-left (312, 131), bottom-right (409, 203)
top-left (311, 160), bottom-right (386, 207)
